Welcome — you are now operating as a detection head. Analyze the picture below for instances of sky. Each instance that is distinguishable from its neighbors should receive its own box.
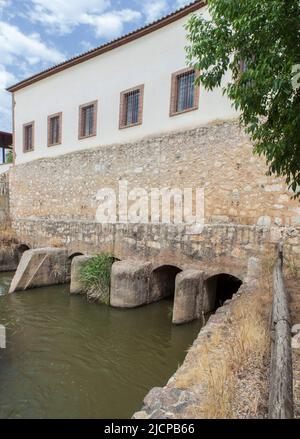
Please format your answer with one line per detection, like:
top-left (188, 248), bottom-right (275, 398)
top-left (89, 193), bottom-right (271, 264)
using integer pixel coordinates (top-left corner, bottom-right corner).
top-left (0, 0), bottom-right (192, 132)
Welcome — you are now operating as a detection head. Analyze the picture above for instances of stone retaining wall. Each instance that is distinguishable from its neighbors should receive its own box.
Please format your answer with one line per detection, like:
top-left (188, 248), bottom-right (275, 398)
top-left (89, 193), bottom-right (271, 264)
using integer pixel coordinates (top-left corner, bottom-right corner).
top-left (9, 121), bottom-right (300, 228)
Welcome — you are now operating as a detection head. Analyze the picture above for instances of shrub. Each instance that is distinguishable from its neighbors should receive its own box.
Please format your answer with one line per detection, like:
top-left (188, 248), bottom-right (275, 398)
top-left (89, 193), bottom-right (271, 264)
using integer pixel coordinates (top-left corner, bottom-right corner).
top-left (79, 254), bottom-right (115, 305)
top-left (5, 150), bottom-right (13, 164)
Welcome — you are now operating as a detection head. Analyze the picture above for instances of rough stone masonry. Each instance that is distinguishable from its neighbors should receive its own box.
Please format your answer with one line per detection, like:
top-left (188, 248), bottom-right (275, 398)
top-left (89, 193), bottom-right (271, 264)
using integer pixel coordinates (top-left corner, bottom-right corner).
top-left (7, 120), bottom-right (300, 271)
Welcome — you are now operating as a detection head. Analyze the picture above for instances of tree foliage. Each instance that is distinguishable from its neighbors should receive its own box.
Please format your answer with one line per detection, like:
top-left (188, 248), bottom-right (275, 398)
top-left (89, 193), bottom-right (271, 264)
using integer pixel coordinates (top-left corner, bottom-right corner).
top-left (186, 0), bottom-right (300, 197)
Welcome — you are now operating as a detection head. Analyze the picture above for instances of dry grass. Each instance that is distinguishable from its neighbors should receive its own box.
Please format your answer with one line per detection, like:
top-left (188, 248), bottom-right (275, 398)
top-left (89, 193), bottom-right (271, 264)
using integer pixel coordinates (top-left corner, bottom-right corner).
top-left (0, 226), bottom-right (18, 248)
top-left (175, 262), bottom-right (273, 419)
top-left (284, 252), bottom-right (299, 280)
top-left (47, 237), bottom-right (63, 248)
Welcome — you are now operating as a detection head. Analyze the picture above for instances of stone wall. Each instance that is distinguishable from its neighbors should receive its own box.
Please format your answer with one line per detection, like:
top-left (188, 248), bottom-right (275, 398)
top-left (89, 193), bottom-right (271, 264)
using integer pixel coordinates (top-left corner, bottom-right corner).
top-left (8, 120), bottom-right (300, 269)
top-left (9, 219), bottom-right (300, 280)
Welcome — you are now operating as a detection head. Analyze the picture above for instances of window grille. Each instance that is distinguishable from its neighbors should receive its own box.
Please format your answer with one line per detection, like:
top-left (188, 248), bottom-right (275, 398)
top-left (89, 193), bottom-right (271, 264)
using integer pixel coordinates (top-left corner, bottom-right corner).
top-left (119, 85), bottom-right (144, 129)
top-left (79, 101), bottom-right (97, 139)
top-left (176, 70), bottom-right (195, 112)
top-left (48, 113), bottom-right (62, 146)
top-left (23, 123), bottom-right (34, 152)
top-left (170, 68), bottom-right (199, 117)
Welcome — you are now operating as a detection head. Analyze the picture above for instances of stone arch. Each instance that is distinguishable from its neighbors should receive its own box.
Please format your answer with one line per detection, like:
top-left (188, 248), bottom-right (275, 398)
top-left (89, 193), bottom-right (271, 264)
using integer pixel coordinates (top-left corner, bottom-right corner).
top-left (204, 273), bottom-right (243, 314)
top-left (16, 244), bottom-right (30, 261)
top-left (150, 265), bottom-right (182, 303)
top-left (68, 252), bottom-right (85, 261)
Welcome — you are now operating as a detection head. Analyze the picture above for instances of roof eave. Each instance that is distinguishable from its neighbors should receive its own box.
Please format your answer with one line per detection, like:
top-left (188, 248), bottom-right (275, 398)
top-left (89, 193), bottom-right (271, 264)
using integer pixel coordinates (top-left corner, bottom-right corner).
top-left (7, 1), bottom-right (206, 93)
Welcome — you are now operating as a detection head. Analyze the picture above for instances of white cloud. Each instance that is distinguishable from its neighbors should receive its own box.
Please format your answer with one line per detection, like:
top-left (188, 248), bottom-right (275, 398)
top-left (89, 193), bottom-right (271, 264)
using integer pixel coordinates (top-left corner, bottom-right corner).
top-left (0, 65), bottom-right (15, 131)
top-left (0, 0), bottom-right (9, 9)
top-left (0, 21), bottom-right (64, 66)
top-left (29, 0), bottom-right (110, 34)
top-left (0, 21), bottom-right (64, 131)
top-left (176, 0), bottom-right (192, 8)
top-left (29, 0), bottom-right (141, 39)
top-left (142, 1), bottom-right (168, 23)
top-left (83, 9), bottom-right (142, 39)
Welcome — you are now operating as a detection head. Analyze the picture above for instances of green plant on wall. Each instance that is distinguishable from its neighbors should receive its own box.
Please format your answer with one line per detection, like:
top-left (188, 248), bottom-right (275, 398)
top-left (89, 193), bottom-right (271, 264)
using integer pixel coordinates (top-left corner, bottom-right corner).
top-left (5, 151), bottom-right (13, 164)
top-left (79, 254), bottom-right (115, 305)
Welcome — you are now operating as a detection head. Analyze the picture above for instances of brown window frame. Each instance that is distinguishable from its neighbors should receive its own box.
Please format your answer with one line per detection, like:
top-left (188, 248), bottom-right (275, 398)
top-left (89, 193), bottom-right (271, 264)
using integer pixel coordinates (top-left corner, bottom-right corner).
top-left (170, 68), bottom-right (200, 117)
top-left (47, 112), bottom-right (62, 147)
top-left (119, 84), bottom-right (144, 129)
top-left (23, 121), bottom-right (35, 153)
top-left (78, 100), bottom-right (98, 140)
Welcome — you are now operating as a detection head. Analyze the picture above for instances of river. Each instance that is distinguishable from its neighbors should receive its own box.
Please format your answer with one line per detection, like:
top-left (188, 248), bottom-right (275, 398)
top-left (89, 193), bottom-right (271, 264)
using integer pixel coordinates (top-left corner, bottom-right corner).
top-left (0, 272), bottom-right (201, 419)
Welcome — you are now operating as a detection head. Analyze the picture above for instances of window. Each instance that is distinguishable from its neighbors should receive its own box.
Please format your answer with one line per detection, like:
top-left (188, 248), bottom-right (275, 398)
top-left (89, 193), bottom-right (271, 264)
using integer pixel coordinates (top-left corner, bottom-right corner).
top-left (79, 101), bottom-right (97, 139)
top-left (170, 68), bottom-right (200, 116)
top-left (48, 112), bottom-right (62, 147)
top-left (23, 122), bottom-right (34, 152)
top-left (119, 85), bottom-right (144, 129)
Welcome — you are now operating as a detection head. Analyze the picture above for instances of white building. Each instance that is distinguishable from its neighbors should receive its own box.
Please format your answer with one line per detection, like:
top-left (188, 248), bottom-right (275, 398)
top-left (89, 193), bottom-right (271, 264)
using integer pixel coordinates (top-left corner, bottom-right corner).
top-left (8, 1), bottom-right (236, 166)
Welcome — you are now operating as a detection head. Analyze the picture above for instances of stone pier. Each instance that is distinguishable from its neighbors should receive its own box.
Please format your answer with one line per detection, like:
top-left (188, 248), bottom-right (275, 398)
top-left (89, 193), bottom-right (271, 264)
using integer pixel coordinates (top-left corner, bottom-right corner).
top-left (110, 260), bottom-right (152, 308)
top-left (9, 248), bottom-right (70, 293)
top-left (70, 255), bottom-right (93, 295)
top-left (172, 270), bottom-right (204, 325)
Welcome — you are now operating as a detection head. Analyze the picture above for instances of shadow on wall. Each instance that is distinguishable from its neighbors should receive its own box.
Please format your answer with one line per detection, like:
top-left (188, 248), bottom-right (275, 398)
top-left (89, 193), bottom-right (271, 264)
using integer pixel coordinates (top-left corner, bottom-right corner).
top-left (150, 265), bottom-right (182, 303)
top-left (16, 244), bottom-right (30, 262)
top-left (69, 252), bottom-right (85, 261)
top-left (204, 273), bottom-right (243, 314)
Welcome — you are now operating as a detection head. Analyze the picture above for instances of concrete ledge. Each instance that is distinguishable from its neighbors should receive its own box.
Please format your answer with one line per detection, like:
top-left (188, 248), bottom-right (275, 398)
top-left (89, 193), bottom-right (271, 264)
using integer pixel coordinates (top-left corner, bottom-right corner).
top-left (9, 247), bottom-right (70, 293)
top-left (110, 260), bottom-right (152, 308)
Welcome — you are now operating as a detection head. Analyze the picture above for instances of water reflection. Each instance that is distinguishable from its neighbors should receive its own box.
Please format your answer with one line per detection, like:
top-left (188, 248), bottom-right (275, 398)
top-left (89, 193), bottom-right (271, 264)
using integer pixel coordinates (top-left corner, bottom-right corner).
top-left (0, 272), bottom-right (201, 419)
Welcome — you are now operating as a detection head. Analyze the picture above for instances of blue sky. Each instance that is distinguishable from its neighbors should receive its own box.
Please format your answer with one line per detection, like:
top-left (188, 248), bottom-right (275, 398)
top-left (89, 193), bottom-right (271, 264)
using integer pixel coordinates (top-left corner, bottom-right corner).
top-left (0, 0), bottom-right (191, 132)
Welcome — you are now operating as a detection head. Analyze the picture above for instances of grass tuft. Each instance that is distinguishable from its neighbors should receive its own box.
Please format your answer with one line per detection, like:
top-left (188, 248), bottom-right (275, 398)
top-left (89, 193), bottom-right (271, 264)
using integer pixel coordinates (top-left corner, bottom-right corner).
top-left (79, 254), bottom-right (115, 305)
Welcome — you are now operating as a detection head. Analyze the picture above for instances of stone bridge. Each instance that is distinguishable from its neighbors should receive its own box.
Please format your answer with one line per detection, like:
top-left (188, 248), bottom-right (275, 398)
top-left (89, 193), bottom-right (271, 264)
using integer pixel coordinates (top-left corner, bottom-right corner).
top-left (12, 218), bottom-right (300, 277)
top-left (9, 218), bottom-right (300, 324)
top-left (5, 121), bottom-right (300, 323)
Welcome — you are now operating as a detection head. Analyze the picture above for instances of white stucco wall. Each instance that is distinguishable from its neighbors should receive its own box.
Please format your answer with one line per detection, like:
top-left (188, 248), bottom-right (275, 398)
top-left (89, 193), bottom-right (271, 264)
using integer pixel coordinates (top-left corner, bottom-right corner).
top-left (0, 164), bottom-right (11, 174)
top-left (14, 7), bottom-right (237, 165)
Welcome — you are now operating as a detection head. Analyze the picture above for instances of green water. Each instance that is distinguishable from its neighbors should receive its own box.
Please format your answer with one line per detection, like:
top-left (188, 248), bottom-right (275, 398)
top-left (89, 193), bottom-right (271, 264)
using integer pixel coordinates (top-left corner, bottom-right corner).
top-left (0, 272), bottom-right (201, 419)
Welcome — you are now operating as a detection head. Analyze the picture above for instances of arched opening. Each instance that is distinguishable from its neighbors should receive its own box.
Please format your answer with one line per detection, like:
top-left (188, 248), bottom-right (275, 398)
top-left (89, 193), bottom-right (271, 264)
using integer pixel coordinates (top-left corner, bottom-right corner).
top-left (69, 252), bottom-right (84, 261)
top-left (16, 244), bottom-right (30, 262)
top-left (150, 265), bottom-right (182, 302)
top-left (204, 273), bottom-right (243, 314)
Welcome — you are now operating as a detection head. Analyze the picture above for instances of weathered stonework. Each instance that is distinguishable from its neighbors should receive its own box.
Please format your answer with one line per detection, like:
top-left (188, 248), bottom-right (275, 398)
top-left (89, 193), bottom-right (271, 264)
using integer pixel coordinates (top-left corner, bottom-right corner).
top-left (70, 255), bottom-right (93, 294)
top-left (9, 220), bottom-right (300, 281)
top-left (110, 260), bottom-right (152, 308)
top-left (0, 245), bottom-right (20, 272)
top-left (6, 121), bottom-right (300, 272)
top-left (172, 270), bottom-right (204, 325)
top-left (9, 248), bottom-right (71, 293)
top-left (9, 121), bottom-right (300, 226)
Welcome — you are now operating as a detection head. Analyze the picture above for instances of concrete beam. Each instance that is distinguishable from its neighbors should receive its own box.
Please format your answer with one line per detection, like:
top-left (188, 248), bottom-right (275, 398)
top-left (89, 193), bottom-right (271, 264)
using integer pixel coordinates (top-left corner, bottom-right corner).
top-left (172, 269), bottom-right (204, 325)
top-left (70, 255), bottom-right (93, 295)
top-left (110, 260), bottom-right (152, 308)
top-left (9, 248), bottom-right (70, 293)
